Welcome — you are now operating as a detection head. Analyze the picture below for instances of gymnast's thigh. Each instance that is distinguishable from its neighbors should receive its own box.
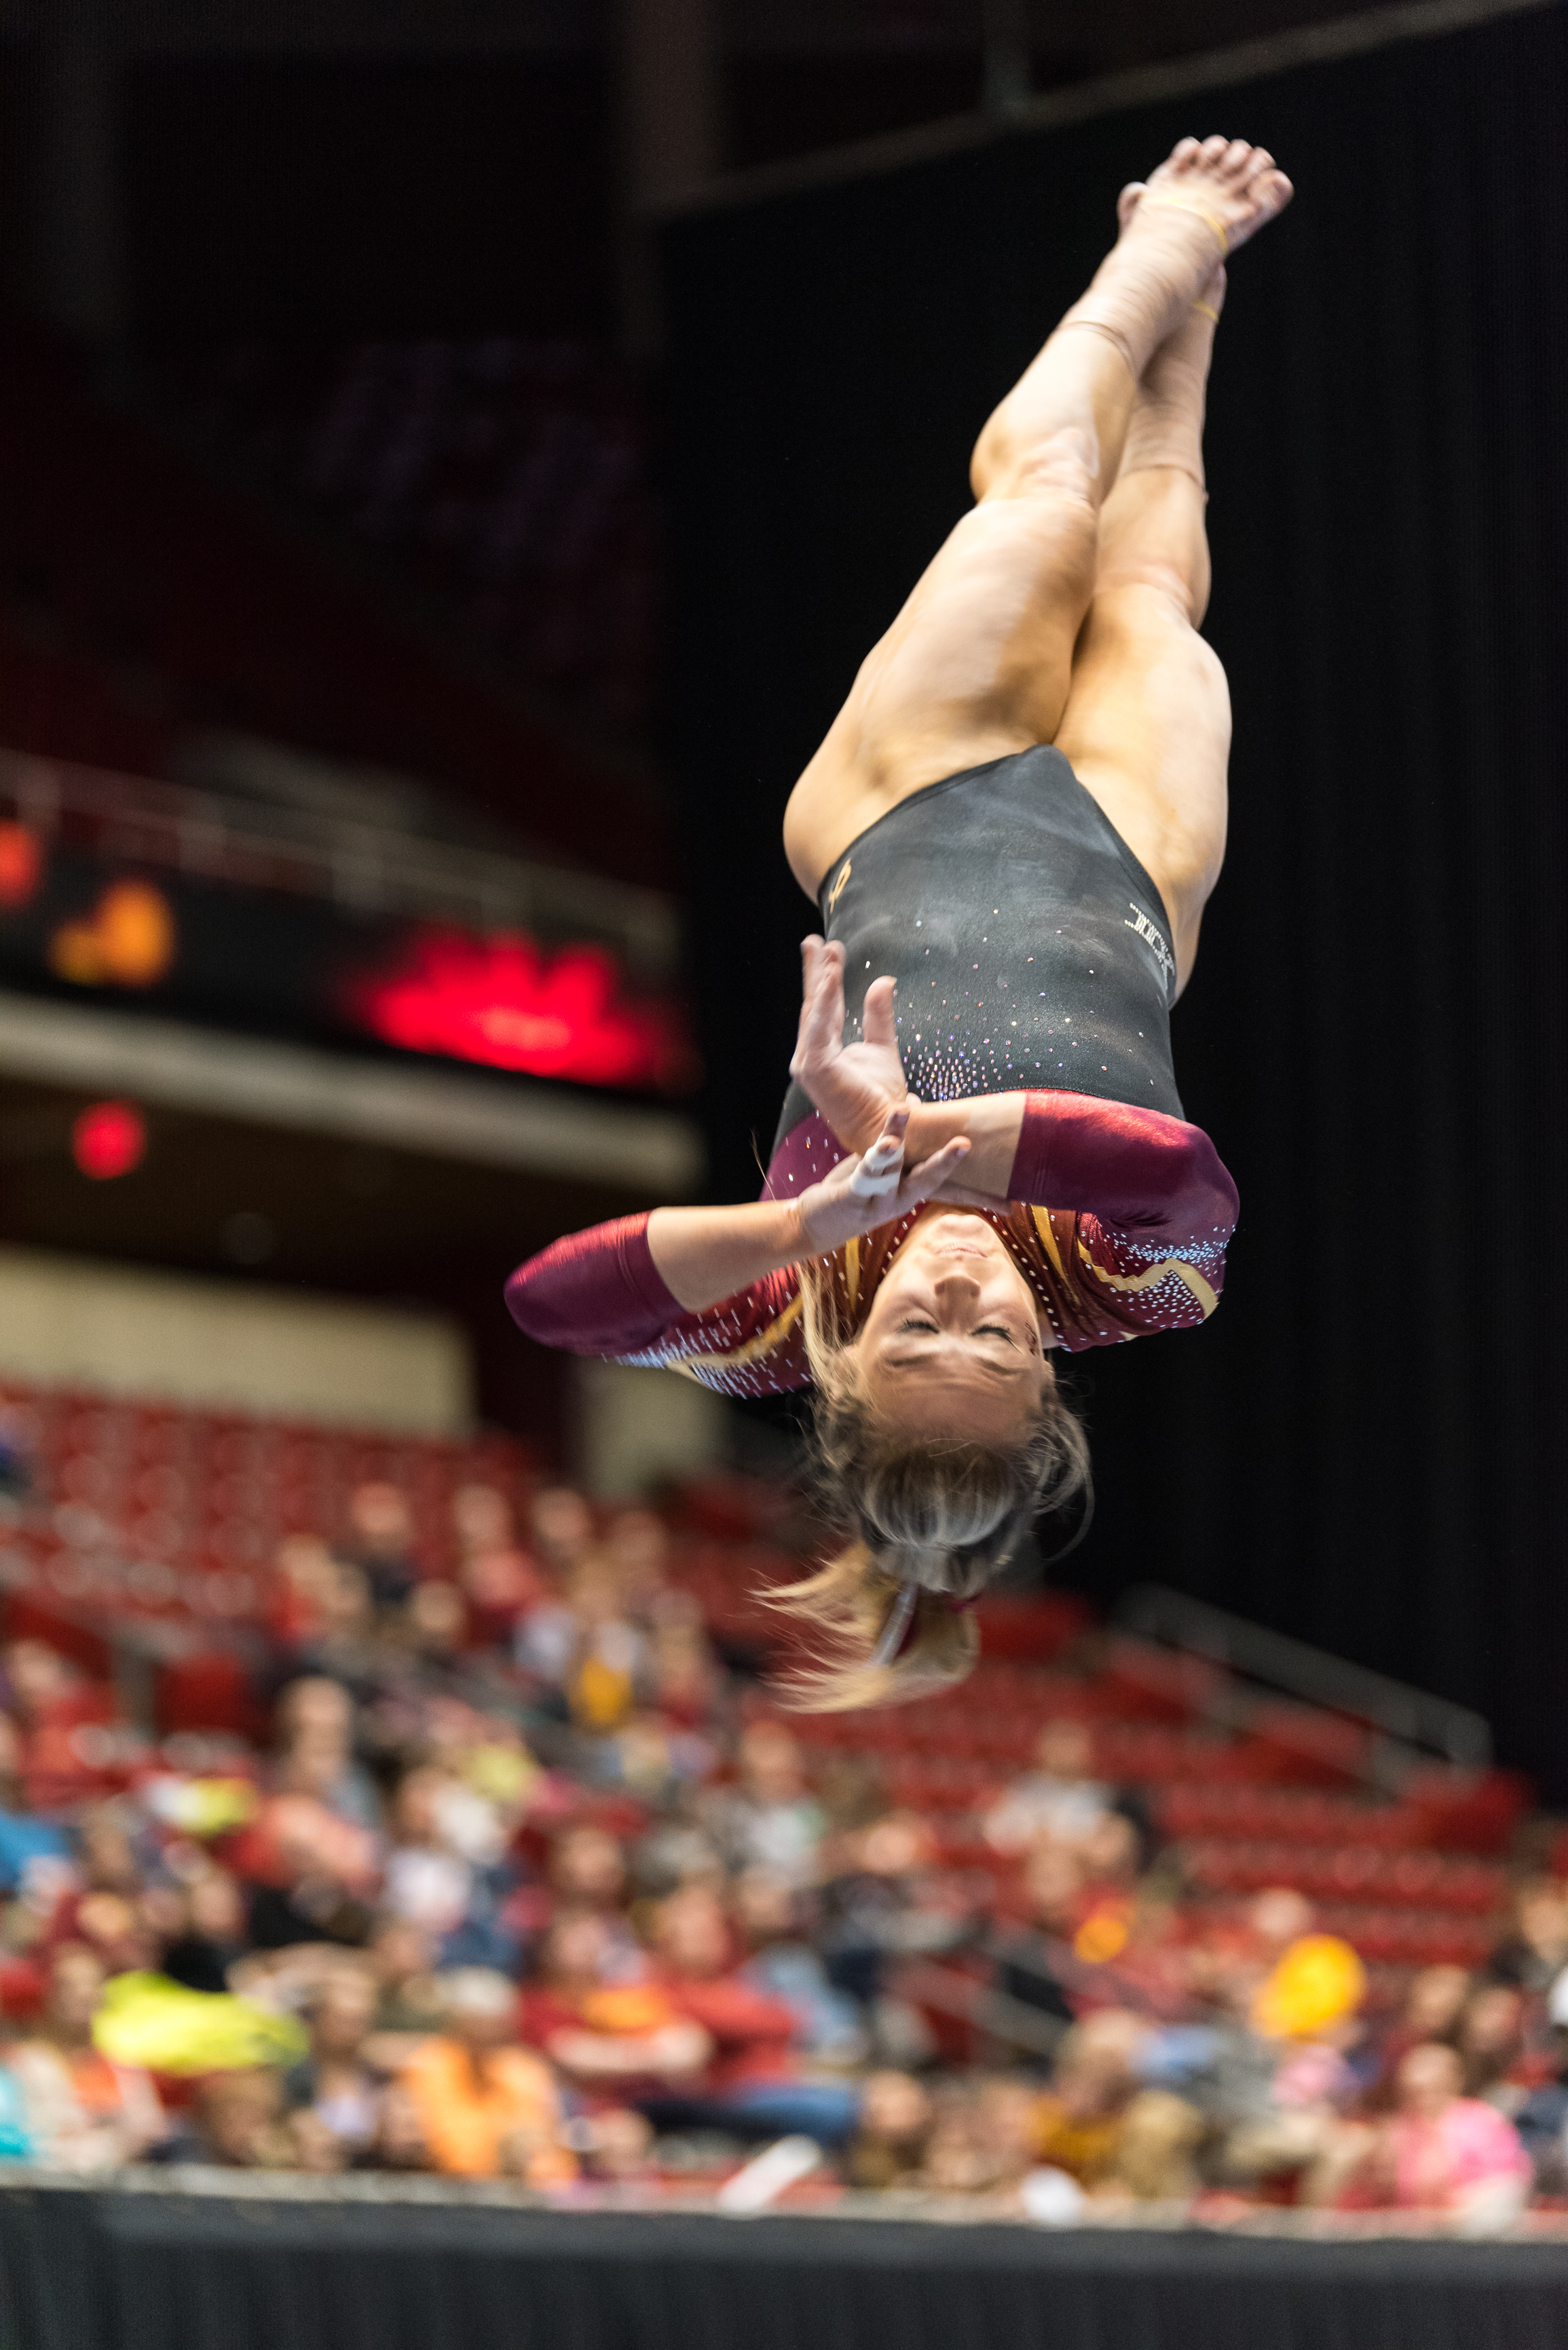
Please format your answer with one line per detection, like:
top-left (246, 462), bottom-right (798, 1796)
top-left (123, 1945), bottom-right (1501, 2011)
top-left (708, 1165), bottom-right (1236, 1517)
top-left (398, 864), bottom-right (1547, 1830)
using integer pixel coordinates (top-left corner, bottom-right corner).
top-left (1052, 582), bottom-right (1232, 996)
top-left (782, 490), bottom-right (1099, 902)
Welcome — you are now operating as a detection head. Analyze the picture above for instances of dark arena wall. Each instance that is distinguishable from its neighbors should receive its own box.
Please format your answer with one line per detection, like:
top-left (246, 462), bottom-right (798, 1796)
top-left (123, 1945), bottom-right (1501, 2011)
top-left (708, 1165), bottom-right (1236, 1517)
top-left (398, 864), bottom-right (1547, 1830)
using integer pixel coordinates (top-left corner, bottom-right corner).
top-left (662, 5), bottom-right (1568, 1792)
top-left (5, 2180), bottom-right (1568, 2350)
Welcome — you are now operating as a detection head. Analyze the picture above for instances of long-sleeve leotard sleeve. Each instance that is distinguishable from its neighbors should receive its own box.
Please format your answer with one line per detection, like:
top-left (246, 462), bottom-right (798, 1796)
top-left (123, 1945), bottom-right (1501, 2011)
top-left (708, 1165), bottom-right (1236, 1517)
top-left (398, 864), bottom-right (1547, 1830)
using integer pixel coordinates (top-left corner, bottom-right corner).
top-left (505, 1217), bottom-right (807, 1395)
top-left (504, 1215), bottom-right (684, 1357)
top-left (1005, 1088), bottom-right (1238, 1338)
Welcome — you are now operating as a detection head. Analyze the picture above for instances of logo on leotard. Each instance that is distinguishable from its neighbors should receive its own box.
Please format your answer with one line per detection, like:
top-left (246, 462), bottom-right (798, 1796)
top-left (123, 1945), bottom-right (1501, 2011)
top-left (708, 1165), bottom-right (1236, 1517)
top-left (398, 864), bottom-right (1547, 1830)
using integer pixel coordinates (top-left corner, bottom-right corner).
top-left (1124, 903), bottom-right (1176, 990)
top-left (825, 860), bottom-right (852, 915)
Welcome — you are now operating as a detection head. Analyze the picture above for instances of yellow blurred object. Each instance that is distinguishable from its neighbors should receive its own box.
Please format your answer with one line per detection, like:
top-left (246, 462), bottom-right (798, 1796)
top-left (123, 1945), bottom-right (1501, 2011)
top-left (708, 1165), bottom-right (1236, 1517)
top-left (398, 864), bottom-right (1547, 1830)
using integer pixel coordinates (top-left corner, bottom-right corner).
top-left (48, 879), bottom-right (176, 991)
top-left (571, 1653), bottom-right (634, 1730)
top-left (1252, 1933), bottom-right (1366, 2040)
top-left (462, 1742), bottom-right (538, 1807)
top-left (97, 881), bottom-right (176, 984)
top-left (579, 1985), bottom-right (674, 2034)
top-left (1073, 1901), bottom-right (1131, 1965)
top-left (168, 1777), bottom-right (259, 1837)
top-left (93, 1972), bottom-right (307, 2075)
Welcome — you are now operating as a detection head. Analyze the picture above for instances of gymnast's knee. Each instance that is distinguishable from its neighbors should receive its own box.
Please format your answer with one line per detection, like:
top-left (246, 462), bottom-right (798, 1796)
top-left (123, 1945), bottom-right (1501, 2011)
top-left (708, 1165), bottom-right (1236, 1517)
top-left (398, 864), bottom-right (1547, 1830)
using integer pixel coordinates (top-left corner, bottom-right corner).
top-left (971, 417), bottom-right (1100, 512)
top-left (1087, 576), bottom-right (1226, 669)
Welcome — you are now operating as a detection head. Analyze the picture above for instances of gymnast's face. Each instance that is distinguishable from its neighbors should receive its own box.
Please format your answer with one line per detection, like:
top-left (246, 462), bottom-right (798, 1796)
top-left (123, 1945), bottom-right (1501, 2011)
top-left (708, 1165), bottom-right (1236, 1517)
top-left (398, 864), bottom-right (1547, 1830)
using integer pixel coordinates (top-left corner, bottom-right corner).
top-left (853, 1207), bottom-right (1051, 1441)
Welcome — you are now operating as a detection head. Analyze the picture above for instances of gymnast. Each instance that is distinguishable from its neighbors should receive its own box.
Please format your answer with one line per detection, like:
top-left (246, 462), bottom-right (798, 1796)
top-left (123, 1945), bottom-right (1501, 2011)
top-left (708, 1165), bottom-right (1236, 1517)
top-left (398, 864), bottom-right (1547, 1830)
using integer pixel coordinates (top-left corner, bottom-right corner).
top-left (508, 137), bottom-right (1293, 1706)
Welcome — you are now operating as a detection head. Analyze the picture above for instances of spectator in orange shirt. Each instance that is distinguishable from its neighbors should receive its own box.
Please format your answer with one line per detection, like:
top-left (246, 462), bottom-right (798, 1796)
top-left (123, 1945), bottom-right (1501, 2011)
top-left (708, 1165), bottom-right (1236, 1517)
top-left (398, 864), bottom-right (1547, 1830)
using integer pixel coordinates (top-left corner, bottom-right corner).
top-left (400, 1968), bottom-right (575, 2183)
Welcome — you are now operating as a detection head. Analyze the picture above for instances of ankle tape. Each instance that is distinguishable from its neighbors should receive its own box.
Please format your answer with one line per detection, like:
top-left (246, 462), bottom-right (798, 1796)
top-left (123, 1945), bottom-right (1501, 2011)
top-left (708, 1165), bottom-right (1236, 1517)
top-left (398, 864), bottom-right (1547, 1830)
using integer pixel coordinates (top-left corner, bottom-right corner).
top-left (1139, 195), bottom-right (1229, 257)
top-left (1053, 316), bottom-right (1137, 377)
top-left (1117, 460), bottom-right (1208, 498)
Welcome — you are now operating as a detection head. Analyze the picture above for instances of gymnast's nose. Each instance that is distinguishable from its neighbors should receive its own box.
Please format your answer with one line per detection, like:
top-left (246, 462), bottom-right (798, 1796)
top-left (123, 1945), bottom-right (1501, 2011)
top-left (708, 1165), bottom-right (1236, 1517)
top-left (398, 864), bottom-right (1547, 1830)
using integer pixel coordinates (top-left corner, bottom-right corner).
top-left (931, 1267), bottom-right (984, 1308)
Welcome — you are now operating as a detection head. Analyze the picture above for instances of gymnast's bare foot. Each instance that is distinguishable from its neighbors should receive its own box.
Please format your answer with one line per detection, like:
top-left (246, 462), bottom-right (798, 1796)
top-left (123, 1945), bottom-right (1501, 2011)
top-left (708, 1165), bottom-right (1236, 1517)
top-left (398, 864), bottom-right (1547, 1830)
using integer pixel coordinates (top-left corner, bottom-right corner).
top-left (1058, 137), bottom-right (1288, 378)
top-left (1117, 135), bottom-right (1292, 263)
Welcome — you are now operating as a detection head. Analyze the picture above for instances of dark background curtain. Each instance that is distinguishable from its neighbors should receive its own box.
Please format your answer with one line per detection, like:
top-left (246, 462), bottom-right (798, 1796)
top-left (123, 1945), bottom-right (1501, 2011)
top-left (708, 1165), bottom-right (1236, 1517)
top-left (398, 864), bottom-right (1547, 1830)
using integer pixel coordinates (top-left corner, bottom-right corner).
top-left (662, 7), bottom-right (1568, 1793)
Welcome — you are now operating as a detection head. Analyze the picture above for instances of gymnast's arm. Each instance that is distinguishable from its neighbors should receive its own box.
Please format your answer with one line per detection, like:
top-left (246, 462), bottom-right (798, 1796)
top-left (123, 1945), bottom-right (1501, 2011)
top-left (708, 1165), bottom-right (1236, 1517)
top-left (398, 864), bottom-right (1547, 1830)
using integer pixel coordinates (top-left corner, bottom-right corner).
top-left (919, 1090), bottom-right (1236, 1244)
top-left (506, 1111), bottom-right (973, 1346)
top-left (770, 1093), bottom-right (1237, 1249)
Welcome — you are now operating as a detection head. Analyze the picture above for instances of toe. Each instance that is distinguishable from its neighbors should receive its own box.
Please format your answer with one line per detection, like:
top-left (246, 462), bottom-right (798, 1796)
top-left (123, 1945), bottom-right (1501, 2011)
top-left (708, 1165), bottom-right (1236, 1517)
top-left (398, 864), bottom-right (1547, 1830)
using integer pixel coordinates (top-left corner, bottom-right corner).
top-left (1199, 134), bottom-right (1230, 164)
top-left (1116, 181), bottom-right (1147, 232)
top-left (1258, 168), bottom-right (1294, 215)
top-left (1244, 147), bottom-right (1276, 185)
top-left (1169, 136), bottom-right (1201, 170)
top-left (1220, 139), bottom-right (1252, 177)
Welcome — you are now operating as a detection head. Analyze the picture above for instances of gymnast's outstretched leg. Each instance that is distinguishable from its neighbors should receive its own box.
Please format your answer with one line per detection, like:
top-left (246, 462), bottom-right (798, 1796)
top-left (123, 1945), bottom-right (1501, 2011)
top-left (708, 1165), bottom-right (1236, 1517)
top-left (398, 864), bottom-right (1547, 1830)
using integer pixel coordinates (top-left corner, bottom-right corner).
top-left (783, 135), bottom-right (1290, 903)
top-left (1054, 236), bottom-right (1233, 994)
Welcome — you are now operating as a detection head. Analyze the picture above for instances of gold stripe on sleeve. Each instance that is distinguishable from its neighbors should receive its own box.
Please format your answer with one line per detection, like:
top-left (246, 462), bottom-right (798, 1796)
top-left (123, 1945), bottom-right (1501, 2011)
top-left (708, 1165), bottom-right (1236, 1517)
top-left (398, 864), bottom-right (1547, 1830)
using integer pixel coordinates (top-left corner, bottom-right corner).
top-left (1076, 1238), bottom-right (1218, 1319)
top-left (1030, 1207), bottom-right (1068, 1281)
top-left (661, 1290), bottom-right (806, 1378)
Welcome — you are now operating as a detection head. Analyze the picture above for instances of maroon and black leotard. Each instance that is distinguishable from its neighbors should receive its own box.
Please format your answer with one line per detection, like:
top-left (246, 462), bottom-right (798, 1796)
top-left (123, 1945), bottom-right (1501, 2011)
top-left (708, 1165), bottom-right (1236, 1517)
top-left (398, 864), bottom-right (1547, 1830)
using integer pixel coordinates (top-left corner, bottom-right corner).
top-left (506, 748), bottom-right (1239, 1391)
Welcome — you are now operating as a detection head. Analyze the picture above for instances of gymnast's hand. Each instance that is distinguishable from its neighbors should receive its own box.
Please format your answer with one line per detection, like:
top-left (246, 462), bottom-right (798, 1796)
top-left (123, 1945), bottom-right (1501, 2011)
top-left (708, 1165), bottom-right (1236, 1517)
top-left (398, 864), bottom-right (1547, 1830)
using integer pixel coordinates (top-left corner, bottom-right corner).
top-left (794, 1109), bottom-right (971, 1255)
top-left (791, 936), bottom-right (912, 1155)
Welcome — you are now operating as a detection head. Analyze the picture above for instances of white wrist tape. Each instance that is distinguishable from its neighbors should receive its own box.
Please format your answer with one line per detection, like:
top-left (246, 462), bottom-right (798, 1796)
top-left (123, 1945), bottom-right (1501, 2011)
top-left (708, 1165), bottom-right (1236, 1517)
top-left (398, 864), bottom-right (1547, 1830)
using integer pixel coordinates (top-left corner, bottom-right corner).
top-left (848, 1145), bottom-right (903, 1200)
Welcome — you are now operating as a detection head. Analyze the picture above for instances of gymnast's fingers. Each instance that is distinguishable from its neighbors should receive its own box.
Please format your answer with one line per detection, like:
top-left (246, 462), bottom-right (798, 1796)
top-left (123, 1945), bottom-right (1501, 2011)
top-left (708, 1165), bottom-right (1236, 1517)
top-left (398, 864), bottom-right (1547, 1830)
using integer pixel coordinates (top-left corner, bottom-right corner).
top-left (846, 1113), bottom-right (910, 1199)
top-left (791, 938), bottom-right (846, 1074)
top-left (861, 974), bottom-right (899, 1050)
top-left (897, 1136), bottom-right (971, 1207)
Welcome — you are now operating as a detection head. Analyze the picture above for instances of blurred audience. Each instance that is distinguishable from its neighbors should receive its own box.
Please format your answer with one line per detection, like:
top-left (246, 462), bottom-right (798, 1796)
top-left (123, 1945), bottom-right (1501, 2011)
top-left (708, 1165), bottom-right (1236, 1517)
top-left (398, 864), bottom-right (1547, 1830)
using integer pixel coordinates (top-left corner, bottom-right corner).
top-left (0, 1462), bottom-right (1558, 2233)
top-left (983, 1719), bottom-right (1115, 1857)
top-left (641, 1881), bottom-right (858, 2145)
top-left (1342, 2043), bottom-right (1533, 2219)
top-left (155, 2068), bottom-right (290, 2169)
top-left (1028, 2010), bottom-right (1148, 2190)
top-left (282, 1966), bottom-right (388, 2164)
top-left (400, 1968), bottom-right (574, 2183)
top-left (842, 2068), bottom-right (932, 2188)
top-left (343, 1482), bottom-right (420, 1612)
top-left (706, 1725), bottom-right (825, 1890)
top-left (519, 1911), bottom-right (710, 2107)
top-left (9, 1945), bottom-right (164, 2168)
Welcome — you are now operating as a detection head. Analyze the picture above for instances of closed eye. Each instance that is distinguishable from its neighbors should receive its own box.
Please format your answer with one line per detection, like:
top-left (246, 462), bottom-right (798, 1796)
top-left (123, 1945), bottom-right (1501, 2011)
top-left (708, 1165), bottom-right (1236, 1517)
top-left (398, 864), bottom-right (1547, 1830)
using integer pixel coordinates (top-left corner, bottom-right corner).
top-left (898, 1316), bottom-right (1018, 1346)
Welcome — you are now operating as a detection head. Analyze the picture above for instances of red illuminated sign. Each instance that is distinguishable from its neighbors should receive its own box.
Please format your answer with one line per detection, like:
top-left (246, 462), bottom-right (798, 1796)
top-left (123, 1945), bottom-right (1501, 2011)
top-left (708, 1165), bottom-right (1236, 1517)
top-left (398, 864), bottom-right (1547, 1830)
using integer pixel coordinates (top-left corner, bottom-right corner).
top-left (0, 824), bottom-right (41, 908)
top-left (352, 932), bottom-right (689, 1090)
top-left (72, 1101), bottom-right (147, 1180)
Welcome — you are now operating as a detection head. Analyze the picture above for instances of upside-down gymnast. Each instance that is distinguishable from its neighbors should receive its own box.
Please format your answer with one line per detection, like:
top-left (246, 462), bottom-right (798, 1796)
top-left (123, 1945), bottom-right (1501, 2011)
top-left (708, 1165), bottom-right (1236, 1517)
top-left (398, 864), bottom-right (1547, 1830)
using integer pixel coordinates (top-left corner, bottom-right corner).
top-left (509, 137), bottom-right (1294, 1707)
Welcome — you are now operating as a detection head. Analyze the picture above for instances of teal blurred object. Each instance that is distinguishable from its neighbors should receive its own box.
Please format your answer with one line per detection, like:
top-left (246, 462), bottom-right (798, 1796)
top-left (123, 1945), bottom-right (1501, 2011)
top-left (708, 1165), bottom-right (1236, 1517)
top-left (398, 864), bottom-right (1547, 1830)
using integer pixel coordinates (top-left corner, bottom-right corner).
top-left (0, 2066), bottom-right (35, 2163)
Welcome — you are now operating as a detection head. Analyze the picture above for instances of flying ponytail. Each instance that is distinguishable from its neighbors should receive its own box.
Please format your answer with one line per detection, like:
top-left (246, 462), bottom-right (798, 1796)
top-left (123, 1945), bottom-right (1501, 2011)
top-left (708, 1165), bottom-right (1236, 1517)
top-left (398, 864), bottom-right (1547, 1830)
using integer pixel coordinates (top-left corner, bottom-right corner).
top-left (765, 1262), bottom-right (1091, 1710)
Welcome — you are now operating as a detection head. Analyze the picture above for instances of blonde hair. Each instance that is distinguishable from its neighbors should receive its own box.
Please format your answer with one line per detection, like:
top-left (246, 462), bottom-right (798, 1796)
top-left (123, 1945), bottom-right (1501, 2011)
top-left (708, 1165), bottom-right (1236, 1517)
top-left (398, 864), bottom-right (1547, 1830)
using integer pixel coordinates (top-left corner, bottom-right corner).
top-left (766, 1261), bottom-right (1090, 1711)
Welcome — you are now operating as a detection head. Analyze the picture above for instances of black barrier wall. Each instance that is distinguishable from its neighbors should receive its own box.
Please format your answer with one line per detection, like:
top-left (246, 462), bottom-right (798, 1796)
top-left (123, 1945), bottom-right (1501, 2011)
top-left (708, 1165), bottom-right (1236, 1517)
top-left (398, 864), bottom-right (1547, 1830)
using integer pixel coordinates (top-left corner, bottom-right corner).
top-left (5, 2184), bottom-right (1568, 2350)
top-left (663, 4), bottom-right (1568, 1793)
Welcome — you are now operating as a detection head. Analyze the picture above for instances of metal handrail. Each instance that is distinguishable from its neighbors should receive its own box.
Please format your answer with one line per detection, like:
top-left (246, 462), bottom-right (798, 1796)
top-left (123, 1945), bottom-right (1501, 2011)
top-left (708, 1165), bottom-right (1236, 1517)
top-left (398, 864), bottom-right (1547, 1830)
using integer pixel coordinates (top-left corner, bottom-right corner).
top-left (1113, 1583), bottom-right (1492, 1771)
top-left (0, 748), bottom-right (679, 976)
